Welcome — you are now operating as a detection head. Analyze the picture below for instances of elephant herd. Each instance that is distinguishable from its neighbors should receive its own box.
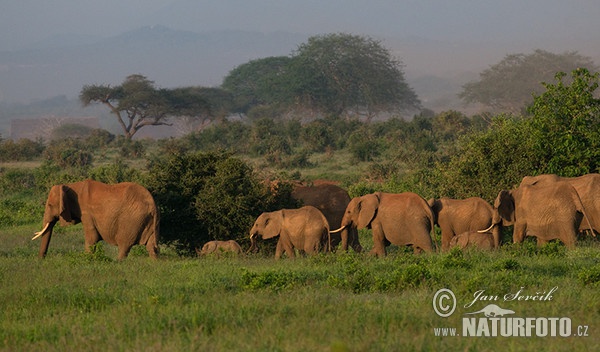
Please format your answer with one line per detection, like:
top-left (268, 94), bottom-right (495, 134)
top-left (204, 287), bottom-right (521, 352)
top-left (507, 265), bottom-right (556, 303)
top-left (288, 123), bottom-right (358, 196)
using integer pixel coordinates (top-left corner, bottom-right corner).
top-left (32, 174), bottom-right (600, 259)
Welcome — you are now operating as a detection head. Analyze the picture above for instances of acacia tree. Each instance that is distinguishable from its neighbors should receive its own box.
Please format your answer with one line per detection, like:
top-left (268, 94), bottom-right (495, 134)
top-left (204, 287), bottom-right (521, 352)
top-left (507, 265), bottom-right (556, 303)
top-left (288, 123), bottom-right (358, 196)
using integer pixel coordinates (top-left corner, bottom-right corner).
top-left (460, 49), bottom-right (598, 114)
top-left (80, 75), bottom-right (213, 139)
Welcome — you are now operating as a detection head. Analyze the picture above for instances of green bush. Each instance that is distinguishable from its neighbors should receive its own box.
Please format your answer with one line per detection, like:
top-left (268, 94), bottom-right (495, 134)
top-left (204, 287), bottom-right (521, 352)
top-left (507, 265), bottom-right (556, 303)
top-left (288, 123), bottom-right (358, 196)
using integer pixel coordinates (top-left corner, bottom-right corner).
top-left (0, 139), bottom-right (45, 162)
top-left (146, 150), bottom-right (296, 255)
top-left (43, 139), bottom-right (93, 168)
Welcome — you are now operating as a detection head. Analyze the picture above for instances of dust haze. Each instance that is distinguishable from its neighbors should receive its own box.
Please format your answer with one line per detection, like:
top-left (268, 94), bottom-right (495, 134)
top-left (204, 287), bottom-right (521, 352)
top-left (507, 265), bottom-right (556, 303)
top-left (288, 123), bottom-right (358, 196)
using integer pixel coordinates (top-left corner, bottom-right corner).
top-left (0, 0), bottom-right (598, 125)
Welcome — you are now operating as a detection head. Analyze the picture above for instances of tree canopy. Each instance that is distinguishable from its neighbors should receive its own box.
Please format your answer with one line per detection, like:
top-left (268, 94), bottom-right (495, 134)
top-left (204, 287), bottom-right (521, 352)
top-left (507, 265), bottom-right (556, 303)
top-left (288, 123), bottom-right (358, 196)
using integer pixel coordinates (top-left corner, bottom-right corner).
top-left (221, 33), bottom-right (420, 120)
top-left (80, 75), bottom-right (228, 139)
top-left (460, 50), bottom-right (598, 114)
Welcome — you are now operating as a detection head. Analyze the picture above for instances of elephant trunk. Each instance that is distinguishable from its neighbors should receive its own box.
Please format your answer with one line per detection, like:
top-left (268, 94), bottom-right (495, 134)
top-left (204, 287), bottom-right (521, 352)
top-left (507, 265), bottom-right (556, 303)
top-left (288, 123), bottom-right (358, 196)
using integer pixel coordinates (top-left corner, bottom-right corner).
top-left (247, 232), bottom-right (259, 253)
top-left (33, 221), bottom-right (56, 258)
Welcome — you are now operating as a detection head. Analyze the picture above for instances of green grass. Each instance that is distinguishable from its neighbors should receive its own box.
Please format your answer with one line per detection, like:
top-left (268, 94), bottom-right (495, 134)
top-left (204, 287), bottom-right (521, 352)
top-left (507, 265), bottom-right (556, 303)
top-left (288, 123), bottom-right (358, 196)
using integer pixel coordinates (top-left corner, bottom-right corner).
top-left (2, 224), bottom-right (600, 351)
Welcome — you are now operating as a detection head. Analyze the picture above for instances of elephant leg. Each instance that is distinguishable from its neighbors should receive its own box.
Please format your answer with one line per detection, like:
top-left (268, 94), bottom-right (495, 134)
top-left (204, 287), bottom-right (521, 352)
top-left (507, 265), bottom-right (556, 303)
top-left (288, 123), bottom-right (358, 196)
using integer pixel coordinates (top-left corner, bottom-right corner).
top-left (284, 246), bottom-right (296, 258)
top-left (369, 223), bottom-right (386, 257)
top-left (82, 223), bottom-right (102, 254)
top-left (275, 240), bottom-right (284, 260)
top-left (536, 238), bottom-right (548, 247)
top-left (117, 245), bottom-right (133, 260)
top-left (146, 236), bottom-right (159, 259)
top-left (440, 229), bottom-right (454, 252)
top-left (349, 228), bottom-right (363, 253)
top-left (512, 223), bottom-right (527, 244)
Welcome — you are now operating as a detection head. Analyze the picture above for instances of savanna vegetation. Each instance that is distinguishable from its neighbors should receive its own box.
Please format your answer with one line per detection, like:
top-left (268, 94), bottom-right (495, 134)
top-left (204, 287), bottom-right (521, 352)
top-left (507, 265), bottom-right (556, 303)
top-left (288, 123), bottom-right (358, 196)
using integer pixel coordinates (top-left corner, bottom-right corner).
top-left (1, 33), bottom-right (600, 350)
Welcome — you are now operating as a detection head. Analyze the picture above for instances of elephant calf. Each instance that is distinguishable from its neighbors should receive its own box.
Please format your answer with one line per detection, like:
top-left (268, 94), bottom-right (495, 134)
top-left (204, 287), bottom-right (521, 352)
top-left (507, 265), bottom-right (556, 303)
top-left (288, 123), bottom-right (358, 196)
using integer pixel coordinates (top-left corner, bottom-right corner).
top-left (196, 240), bottom-right (243, 256)
top-left (449, 231), bottom-right (495, 250)
top-left (249, 206), bottom-right (330, 259)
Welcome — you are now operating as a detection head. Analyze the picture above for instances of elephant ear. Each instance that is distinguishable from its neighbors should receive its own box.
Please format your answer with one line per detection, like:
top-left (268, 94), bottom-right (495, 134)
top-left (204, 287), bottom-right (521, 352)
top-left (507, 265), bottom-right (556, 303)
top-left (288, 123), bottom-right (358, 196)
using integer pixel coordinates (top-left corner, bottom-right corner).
top-left (495, 190), bottom-right (515, 224)
top-left (262, 212), bottom-right (282, 239)
top-left (357, 194), bottom-right (379, 229)
top-left (457, 234), bottom-right (470, 249)
top-left (58, 185), bottom-right (74, 225)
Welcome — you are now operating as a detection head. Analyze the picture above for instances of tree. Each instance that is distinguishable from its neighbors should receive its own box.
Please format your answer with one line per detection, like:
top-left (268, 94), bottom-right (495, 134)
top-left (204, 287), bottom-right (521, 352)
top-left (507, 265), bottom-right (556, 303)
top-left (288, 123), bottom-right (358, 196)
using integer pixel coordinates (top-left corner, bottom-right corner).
top-left (80, 75), bottom-right (213, 139)
top-left (221, 56), bottom-right (292, 114)
top-left (220, 33), bottom-right (421, 120)
top-left (460, 50), bottom-right (598, 114)
top-left (528, 68), bottom-right (600, 176)
top-left (287, 33), bottom-right (420, 118)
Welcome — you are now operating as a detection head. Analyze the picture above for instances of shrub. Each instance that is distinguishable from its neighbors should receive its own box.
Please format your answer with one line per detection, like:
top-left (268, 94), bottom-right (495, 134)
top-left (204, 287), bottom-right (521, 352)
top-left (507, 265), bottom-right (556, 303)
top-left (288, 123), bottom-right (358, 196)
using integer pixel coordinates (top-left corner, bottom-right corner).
top-left (146, 151), bottom-right (296, 255)
top-left (88, 159), bottom-right (142, 184)
top-left (0, 138), bottom-right (45, 162)
top-left (43, 139), bottom-right (93, 168)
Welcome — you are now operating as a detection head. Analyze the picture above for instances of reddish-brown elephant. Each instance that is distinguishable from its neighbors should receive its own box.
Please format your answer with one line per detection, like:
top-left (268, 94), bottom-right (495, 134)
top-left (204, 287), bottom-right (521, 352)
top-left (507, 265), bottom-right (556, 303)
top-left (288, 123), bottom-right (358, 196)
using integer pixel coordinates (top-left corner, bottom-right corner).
top-left (333, 192), bottom-right (434, 256)
top-left (249, 206), bottom-right (330, 259)
top-left (33, 179), bottom-right (160, 260)
top-left (484, 182), bottom-right (592, 248)
top-left (428, 197), bottom-right (500, 251)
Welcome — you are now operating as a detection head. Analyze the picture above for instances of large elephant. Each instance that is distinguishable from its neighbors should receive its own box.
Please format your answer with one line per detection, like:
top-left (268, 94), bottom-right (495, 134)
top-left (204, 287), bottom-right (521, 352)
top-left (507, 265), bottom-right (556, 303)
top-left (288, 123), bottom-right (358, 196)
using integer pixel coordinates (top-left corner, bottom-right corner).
top-left (333, 192), bottom-right (434, 256)
top-left (485, 182), bottom-right (592, 248)
top-left (520, 173), bottom-right (600, 235)
top-left (32, 179), bottom-right (160, 260)
top-left (196, 240), bottom-right (243, 256)
top-left (428, 197), bottom-right (500, 251)
top-left (249, 205), bottom-right (330, 259)
top-left (449, 231), bottom-right (495, 250)
top-left (291, 183), bottom-right (362, 252)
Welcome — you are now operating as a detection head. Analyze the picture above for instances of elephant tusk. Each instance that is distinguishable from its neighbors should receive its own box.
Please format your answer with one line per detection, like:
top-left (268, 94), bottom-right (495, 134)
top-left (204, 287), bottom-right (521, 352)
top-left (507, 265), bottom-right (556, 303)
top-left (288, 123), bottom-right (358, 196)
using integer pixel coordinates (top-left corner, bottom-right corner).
top-left (330, 225), bottom-right (346, 234)
top-left (477, 223), bottom-right (495, 233)
top-left (32, 223), bottom-right (50, 240)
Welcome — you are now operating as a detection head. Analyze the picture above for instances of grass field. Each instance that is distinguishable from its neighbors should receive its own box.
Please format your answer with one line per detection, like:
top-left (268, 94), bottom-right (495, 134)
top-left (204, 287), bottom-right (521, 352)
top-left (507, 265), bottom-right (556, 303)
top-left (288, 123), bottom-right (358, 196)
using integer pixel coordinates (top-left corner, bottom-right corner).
top-left (2, 223), bottom-right (600, 351)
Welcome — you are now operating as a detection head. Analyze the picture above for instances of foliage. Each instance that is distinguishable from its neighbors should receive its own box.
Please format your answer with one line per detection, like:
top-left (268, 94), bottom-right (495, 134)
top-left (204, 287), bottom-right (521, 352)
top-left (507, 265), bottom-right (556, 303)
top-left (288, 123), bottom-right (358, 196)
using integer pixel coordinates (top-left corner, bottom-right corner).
top-left (221, 56), bottom-right (292, 113)
top-left (288, 33), bottom-right (421, 117)
top-left (42, 138), bottom-right (94, 168)
top-left (88, 159), bottom-right (142, 184)
top-left (146, 151), bottom-right (296, 255)
top-left (460, 49), bottom-right (598, 113)
top-left (220, 33), bottom-right (420, 119)
top-left (0, 138), bottom-right (44, 162)
top-left (432, 115), bottom-right (538, 200)
top-left (528, 68), bottom-right (600, 176)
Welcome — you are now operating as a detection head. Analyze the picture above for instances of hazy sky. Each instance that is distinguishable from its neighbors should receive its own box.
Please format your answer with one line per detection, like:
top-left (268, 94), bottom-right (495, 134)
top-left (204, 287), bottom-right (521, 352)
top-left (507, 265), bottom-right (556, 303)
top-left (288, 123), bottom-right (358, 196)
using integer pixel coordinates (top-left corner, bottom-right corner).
top-left (1, 0), bottom-right (599, 106)
top-left (1, 0), bottom-right (599, 52)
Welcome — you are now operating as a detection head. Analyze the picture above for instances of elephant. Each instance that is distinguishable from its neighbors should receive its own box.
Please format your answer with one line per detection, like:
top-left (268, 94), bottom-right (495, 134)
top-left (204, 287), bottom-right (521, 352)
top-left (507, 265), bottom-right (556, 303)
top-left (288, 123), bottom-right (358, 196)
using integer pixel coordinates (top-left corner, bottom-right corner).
top-left (249, 205), bottom-right (330, 259)
top-left (332, 192), bottom-right (434, 256)
top-left (428, 197), bottom-right (500, 251)
top-left (483, 182), bottom-right (592, 248)
top-left (291, 183), bottom-right (362, 252)
top-left (449, 231), bottom-right (495, 250)
top-left (32, 179), bottom-right (160, 260)
top-left (196, 240), bottom-right (243, 256)
top-left (520, 173), bottom-right (600, 235)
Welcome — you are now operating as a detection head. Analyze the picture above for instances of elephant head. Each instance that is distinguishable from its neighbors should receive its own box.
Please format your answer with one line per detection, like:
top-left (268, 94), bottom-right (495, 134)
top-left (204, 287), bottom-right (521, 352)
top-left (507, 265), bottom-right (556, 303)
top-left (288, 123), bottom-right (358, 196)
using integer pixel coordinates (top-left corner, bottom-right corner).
top-left (249, 211), bottom-right (282, 251)
top-left (333, 194), bottom-right (380, 232)
top-left (32, 184), bottom-right (81, 257)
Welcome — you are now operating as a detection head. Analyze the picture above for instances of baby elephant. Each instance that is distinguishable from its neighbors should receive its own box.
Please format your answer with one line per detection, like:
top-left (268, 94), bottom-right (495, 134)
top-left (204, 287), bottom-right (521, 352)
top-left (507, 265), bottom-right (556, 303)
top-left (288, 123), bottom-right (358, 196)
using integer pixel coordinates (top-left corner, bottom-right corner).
top-left (197, 240), bottom-right (243, 256)
top-left (449, 231), bottom-right (496, 250)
